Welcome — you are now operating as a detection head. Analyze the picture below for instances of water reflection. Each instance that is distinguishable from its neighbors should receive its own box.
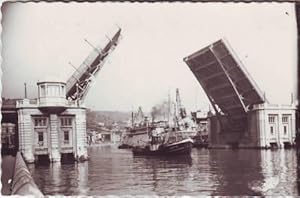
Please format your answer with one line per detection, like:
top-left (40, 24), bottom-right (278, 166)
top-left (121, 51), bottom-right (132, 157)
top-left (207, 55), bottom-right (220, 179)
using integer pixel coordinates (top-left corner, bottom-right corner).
top-left (209, 149), bottom-right (263, 196)
top-left (29, 146), bottom-right (299, 196)
top-left (297, 156), bottom-right (300, 194)
top-left (131, 155), bottom-right (193, 195)
top-left (257, 149), bottom-right (297, 195)
top-left (78, 162), bottom-right (89, 195)
top-left (29, 162), bottom-right (89, 195)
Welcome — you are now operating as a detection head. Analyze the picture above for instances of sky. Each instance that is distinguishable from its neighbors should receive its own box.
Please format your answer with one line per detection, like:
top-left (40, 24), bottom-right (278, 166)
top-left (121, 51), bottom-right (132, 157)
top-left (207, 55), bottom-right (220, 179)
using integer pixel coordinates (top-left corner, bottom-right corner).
top-left (1, 2), bottom-right (297, 113)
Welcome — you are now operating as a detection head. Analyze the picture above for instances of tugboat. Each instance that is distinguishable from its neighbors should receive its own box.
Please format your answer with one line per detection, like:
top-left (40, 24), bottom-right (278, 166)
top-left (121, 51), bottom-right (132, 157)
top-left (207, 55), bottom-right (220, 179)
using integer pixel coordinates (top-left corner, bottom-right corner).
top-left (132, 128), bottom-right (194, 156)
top-left (131, 89), bottom-right (198, 155)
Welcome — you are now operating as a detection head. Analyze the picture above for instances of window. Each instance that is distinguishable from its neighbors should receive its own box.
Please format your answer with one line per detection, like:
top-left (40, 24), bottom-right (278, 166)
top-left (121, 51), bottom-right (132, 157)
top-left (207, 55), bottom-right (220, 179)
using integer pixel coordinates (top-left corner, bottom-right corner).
top-left (61, 117), bottom-right (73, 126)
top-left (34, 118), bottom-right (47, 127)
top-left (282, 116), bottom-right (288, 123)
top-left (38, 132), bottom-right (44, 146)
top-left (40, 85), bottom-right (46, 97)
top-left (47, 85), bottom-right (59, 96)
top-left (5, 127), bottom-right (8, 134)
top-left (284, 126), bottom-right (287, 135)
top-left (270, 126), bottom-right (274, 135)
top-left (61, 86), bottom-right (65, 96)
top-left (46, 85), bottom-right (49, 96)
top-left (268, 116), bottom-right (275, 123)
top-left (64, 131), bottom-right (69, 144)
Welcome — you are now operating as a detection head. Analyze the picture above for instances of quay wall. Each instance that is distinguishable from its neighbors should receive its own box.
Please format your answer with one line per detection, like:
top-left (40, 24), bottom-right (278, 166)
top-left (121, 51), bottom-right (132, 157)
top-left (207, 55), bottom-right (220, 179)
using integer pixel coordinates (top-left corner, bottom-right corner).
top-left (11, 152), bottom-right (43, 196)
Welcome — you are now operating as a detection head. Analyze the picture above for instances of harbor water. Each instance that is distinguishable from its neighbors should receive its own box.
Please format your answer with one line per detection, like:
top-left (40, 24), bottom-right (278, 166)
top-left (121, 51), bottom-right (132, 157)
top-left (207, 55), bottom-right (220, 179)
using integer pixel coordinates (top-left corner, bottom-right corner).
top-left (28, 146), bottom-right (299, 196)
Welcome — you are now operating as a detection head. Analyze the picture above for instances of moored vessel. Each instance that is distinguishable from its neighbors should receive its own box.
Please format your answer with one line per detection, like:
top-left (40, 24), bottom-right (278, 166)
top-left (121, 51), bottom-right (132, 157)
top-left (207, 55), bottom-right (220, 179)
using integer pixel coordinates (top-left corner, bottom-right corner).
top-left (118, 107), bottom-right (150, 149)
top-left (132, 137), bottom-right (193, 156)
top-left (132, 128), bottom-right (194, 156)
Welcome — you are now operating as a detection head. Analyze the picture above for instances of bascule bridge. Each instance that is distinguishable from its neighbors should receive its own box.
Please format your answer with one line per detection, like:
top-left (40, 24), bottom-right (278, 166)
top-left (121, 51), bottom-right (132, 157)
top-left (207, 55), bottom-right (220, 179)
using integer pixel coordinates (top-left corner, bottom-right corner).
top-left (2, 27), bottom-right (122, 163)
top-left (184, 39), bottom-right (296, 148)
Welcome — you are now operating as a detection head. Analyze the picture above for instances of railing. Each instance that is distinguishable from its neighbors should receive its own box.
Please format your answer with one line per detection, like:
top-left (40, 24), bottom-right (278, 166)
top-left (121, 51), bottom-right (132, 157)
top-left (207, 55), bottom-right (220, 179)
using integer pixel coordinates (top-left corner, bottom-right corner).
top-left (11, 152), bottom-right (43, 196)
top-left (253, 103), bottom-right (296, 110)
top-left (67, 100), bottom-right (86, 107)
top-left (16, 99), bottom-right (38, 108)
top-left (16, 98), bottom-right (86, 108)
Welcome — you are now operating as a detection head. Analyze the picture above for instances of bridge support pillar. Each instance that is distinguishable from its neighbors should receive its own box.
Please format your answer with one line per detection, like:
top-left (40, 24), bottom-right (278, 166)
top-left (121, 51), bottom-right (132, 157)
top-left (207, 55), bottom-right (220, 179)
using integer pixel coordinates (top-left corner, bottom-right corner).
top-left (49, 114), bottom-right (61, 162)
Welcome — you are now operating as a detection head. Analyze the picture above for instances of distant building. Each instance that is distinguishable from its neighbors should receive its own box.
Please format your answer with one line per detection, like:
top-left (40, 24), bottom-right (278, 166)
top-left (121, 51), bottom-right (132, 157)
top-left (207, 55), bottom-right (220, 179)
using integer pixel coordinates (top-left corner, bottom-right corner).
top-left (3, 79), bottom-right (88, 163)
top-left (98, 122), bottom-right (105, 127)
top-left (1, 98), bottom-right (19, 154)
top-left (1, 123), bottom-right (16, 151)
top-left (87, 129), bottom-right (97, 145)
top-left (191, 111), bottom-right (209, 146)
top-left (192, 111), bottom-right (209, 137)
top-left (97, 126), bottom-right (111, 142)
top-left (111, 124), bottom-right (122, 144)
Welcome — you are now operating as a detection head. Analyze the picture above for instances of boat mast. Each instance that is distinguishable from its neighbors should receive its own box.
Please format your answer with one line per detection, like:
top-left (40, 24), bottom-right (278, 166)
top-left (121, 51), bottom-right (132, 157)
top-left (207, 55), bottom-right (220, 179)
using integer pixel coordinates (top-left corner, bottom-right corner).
top-left (176, 88), bottom-right (187, 119)
top-left (131, 111), bottom-right (134, 128)
top-left (168, 91), bottom-right (171, 127)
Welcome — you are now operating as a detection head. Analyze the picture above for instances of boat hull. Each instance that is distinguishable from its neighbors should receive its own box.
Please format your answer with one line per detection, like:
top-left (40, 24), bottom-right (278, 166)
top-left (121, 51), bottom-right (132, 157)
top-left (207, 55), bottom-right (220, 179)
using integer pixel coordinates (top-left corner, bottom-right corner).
top-left (118, 144), bottom-right (133, 149)
top-left (193, 142), bottom-right (209, 148)
top-left (132, 139), bottom-right (193, 156)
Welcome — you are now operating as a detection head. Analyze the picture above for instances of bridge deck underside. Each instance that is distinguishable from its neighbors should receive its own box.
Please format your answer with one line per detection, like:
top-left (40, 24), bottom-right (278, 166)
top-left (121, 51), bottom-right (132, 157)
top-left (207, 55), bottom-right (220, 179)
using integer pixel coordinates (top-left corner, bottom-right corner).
top-left (184, 39), bottom-right (264, 132)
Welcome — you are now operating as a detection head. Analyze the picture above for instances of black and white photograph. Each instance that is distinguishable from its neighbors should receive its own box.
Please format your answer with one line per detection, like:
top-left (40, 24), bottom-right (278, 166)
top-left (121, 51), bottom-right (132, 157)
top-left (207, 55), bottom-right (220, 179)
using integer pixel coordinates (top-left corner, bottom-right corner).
top-left (1, 1), bottom-right (299, 196)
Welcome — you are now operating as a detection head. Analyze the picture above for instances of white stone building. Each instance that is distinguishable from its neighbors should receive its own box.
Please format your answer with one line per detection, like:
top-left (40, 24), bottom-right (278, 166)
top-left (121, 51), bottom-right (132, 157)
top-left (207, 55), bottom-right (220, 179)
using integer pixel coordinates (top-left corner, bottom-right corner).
top-left (249, 103), bottom-right (296, 148)
top-left (208, 103), bottom-right (296, 148)
top-left (17, 80), bottom-right (88, 163)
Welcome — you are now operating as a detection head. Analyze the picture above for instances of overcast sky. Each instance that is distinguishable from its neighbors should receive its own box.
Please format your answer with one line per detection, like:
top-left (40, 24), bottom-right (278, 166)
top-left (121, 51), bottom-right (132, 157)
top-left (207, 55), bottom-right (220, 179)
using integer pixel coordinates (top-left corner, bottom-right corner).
top-left (1, 2), bottom-right (297, 112)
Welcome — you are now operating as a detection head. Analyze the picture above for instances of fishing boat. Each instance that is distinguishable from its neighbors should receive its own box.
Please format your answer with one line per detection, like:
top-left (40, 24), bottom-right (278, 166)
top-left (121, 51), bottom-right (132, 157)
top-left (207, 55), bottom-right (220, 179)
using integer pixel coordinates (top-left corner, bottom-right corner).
top-left (125, 88), bottom-right (200, 154)
top-left (132, 138), bottom-right (194, 156)
top-left (132, 128), bottom-right (194, 156)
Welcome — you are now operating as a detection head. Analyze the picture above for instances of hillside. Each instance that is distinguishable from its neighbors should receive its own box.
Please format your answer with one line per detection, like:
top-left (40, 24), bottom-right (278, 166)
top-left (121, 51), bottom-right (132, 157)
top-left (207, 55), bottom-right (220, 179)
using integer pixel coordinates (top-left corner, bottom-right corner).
top-left (86, 109), bottom-right (131, 130)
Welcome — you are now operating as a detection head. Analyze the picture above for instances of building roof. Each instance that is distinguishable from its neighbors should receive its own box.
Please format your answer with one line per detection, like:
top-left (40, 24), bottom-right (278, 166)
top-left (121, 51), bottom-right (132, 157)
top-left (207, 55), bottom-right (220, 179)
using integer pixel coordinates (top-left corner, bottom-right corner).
top-left (37, 76), bottom-right (66, 85)
top-left (2, 98), bottom-right (18, 109)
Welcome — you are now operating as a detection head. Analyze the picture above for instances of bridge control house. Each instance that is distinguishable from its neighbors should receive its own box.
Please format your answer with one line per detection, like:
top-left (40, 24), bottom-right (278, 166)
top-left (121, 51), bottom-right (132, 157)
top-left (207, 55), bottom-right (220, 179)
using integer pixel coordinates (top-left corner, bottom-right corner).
top-left (184, 39), bottom-right (296, 149)
top-left (16, 79), bottom-right (88, 163)
top-left (1, 26), bottom-right (122, 163)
